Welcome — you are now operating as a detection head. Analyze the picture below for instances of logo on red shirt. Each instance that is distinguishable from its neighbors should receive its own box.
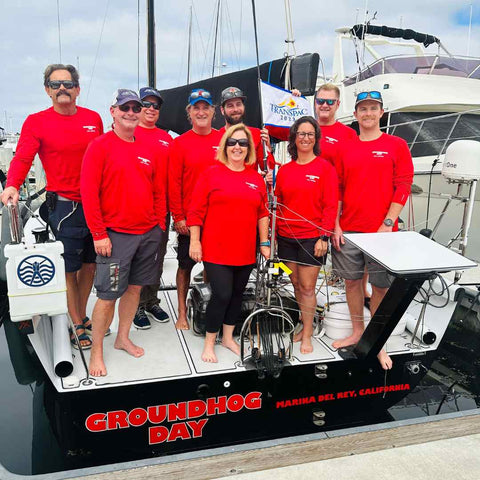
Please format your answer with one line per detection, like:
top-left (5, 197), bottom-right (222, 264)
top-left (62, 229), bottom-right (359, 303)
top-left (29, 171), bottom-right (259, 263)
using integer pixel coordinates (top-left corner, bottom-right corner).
top-left (83, 125), bottom-right (98, 133)
top-left (138, 157), bottom-right (151, 166)
top-left (159, 140), bottom-right (169, 147)
top-left (245, 182), bottom-right (258, 190)
top-left (372, 151), bottom-right (388, 158)
top-left (305, 175), bottom-right (319, 183)
top-left (324, 136), bottom-right (338, 144)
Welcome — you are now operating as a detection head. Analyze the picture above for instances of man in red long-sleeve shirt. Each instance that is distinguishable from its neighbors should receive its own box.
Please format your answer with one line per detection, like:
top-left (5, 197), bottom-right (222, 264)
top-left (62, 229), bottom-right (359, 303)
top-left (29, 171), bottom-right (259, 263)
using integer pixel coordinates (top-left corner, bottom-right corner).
top-left (218, 86), bottom-right (275, 172)
top-left (82, 89), bottom-right (167, 377)
top-left (331, 91), bottom-right (413, 370)
top-left (169, 89), bottom-right (221, 330)
top-left (1, 64), bottom-right (103, 350)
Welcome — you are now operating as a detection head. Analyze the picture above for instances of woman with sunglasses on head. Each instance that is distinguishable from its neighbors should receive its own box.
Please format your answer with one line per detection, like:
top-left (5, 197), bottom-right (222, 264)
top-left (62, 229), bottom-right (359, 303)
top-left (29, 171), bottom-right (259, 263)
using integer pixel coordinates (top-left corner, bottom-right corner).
top-left (188, 124), bottom-right (270, 363)
top-left (274, 116), bottom-right (338, 355)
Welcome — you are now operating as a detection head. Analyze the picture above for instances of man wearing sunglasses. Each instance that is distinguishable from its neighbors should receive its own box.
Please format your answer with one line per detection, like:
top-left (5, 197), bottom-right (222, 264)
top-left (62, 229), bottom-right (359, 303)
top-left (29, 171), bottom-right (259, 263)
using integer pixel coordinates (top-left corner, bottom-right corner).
top-left (132, 87), bottom-right (173, 330)
top-left (331, 90), bottom-right (413, 370)
top-left (313, 83), bottom-right (357, 166)
top-left (1, 63), bottom-right (103, 350)
top-left (169, 88), bottom-right (221, 330)
top-left (218, 86), bottom-right (275, 172)
top-left (81, 89), bottom-right (167, 377)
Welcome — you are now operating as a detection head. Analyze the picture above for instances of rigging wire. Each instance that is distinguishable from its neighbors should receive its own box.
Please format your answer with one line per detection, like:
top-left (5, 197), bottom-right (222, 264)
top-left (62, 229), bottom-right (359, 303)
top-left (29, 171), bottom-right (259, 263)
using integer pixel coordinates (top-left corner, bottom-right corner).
top-left (56, 0), bottom-right (62, 62)
top-left (137, 0), bottom-right (140, 90)
top-left (85, 0), bottom-right (110, 107)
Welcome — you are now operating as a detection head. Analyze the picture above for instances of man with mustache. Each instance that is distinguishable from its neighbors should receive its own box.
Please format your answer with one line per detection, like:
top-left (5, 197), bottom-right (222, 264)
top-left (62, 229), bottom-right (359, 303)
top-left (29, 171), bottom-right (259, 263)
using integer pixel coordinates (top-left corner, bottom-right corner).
top-left (1, 64), bottom-right (103, 350)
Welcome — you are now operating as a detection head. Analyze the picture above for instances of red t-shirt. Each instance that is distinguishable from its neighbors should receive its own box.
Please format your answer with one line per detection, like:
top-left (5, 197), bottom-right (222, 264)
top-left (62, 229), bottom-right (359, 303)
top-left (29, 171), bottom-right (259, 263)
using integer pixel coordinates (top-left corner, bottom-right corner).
top-left (218, 125), bottom-right (275, 172)
top-left (319, 122), bottom-right (357, 167)
top-left (81, 131), bottom-right (167, 240)
top-left (7, 106), bottom-right (103, 201)
top-left (168, 129), bottom-right (222, 223)
top-left (188, 164), bottom-right (268, 266)
top-left (135, 125), bottom-right (172, 151)
top-left (275, 156), bottom-right (338, 239)
top-left (337, 133), bottom-right (413, 233)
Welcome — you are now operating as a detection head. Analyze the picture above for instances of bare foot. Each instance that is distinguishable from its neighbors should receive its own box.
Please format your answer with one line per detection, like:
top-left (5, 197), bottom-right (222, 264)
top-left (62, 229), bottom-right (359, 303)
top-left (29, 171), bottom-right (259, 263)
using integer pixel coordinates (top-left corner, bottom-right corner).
top-left (332, 333), bottom-right (362, 350)
top-left (222, 338), bottom-right (241, 356)
top-left (175, 313), bottom-right (190, 330)
top-left (293, 329), bottom-right (303, 343)
top-left (300, 335), bottom-right (313, 354)
top-left (89, 350), bottom-right (107, 376)
top-left (377, 349), bottom-right (392, 370)
top-left (114, 337), bottom-right (144, 358)
top-left (202, 344), bottom-right (218, 363)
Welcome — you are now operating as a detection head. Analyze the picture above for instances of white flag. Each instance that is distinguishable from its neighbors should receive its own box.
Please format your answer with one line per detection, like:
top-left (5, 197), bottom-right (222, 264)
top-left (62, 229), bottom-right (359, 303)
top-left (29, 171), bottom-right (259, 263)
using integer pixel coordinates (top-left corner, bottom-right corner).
top-left (261, 81), bottom-right (313, 129)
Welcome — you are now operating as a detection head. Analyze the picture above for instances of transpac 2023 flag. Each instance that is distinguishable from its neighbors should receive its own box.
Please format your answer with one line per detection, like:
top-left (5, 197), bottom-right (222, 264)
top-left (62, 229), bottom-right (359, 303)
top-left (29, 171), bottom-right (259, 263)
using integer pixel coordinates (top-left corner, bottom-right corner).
top-left (261, 81), bottom-right (313, 132)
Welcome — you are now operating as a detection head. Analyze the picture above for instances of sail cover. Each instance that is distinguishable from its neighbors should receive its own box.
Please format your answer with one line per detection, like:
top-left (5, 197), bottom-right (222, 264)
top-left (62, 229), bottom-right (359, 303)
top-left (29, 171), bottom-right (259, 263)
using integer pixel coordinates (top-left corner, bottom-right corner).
top-left (351, 24), bottom-right (440, 48)
top-left (157, 53), bottom-right (319, 135)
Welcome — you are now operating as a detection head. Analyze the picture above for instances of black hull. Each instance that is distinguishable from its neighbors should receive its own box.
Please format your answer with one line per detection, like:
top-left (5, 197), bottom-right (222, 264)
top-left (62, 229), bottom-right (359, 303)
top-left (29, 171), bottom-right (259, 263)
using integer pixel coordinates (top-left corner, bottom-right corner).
top-left (44, 351), bottom-right (433, 461)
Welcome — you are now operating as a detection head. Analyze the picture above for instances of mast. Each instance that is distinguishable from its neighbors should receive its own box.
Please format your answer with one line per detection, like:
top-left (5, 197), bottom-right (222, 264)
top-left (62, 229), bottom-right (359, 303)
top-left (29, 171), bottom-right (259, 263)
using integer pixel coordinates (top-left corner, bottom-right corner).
top-left (212, 0), bottom-right (221, 77)
top-left (147, 0), bottom-right (156, 88)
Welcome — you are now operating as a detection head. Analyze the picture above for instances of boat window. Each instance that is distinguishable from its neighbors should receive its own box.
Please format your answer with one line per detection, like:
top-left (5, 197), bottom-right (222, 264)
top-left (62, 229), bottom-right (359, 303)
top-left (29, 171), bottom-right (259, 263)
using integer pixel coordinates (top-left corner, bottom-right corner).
top-left (343, 55), bottom-right (480, 86)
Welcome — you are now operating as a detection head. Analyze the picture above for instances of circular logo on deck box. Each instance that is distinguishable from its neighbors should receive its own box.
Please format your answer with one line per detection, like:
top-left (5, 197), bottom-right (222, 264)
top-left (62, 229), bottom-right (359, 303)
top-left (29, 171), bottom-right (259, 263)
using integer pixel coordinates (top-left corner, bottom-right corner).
top-left (17, 255), bottom-right (55, 287)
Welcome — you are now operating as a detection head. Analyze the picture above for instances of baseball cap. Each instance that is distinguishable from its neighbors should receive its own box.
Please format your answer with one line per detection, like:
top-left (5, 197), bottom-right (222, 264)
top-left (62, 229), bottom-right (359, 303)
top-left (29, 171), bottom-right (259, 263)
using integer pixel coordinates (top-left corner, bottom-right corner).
top-left (139, 87), bottom-right (163, 106)
top-left (188, 88), bottom-right (213, 106)
top-left (111, 89), bottom-right (142, 107)
top-left (220, 86), bottom-right (246, 105)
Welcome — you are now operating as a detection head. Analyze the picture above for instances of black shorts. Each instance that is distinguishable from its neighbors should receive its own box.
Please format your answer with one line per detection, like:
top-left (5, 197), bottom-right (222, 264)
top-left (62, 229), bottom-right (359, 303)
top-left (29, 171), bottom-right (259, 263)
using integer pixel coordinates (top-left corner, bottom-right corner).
top-left (177, 234), bottom-right (196, 270)
top-left (277, 235), bottom-right (326, 267)
top-left (48, 200), bottom-right (96, 272)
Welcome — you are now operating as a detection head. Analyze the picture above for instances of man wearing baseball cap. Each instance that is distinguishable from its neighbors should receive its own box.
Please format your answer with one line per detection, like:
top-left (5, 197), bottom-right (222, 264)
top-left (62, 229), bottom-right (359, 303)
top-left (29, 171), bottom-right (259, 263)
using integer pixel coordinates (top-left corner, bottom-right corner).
top-left (81, 88), bottom-right (167, 376)
top-left (218, 86), bottom-right (274, 172)
top-left (331, 90), bottom-right (413, 370)
top-left (169, 88), bottom-right (221, 330)
top-left (132, 87), bottom-right (173, 329)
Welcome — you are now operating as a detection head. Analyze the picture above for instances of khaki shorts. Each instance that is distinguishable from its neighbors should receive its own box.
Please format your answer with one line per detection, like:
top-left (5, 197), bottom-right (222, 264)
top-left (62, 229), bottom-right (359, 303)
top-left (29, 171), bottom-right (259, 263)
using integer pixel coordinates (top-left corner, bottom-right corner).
top-left (95, 226), bottom-right (163, 300)
top-left (331, 233), bottom-right (392, 288)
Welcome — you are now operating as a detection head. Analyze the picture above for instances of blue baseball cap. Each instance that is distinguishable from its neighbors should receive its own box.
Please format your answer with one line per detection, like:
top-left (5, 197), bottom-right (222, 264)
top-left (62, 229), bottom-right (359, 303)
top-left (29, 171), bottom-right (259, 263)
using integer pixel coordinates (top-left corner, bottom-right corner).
top-left (111, 88), bottom-right (142, 107)
top-left (139, 87), bottom-right (163, 105)
top-left (188, 88), bottom-right (213, 106)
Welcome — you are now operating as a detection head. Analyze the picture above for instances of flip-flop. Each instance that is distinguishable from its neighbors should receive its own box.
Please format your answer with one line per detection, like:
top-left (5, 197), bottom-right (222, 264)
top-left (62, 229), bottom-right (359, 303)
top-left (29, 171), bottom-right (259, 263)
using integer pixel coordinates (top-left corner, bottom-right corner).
top-left (70, 324), bottom-right (92, 350)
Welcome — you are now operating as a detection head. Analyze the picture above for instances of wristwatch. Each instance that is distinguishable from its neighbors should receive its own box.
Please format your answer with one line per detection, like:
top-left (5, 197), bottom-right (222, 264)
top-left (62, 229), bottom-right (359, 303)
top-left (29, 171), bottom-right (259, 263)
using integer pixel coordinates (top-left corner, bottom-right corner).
top-left (320, 235), bottom-right (329, 242)
top-left (383, 218), bottom-right (394, 227)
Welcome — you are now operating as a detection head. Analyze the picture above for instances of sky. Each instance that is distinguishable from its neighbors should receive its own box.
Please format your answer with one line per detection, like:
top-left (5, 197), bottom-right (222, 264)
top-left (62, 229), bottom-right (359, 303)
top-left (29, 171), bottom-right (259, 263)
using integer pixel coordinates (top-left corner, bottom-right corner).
top-left (0, 0), bottom-right (479, 132)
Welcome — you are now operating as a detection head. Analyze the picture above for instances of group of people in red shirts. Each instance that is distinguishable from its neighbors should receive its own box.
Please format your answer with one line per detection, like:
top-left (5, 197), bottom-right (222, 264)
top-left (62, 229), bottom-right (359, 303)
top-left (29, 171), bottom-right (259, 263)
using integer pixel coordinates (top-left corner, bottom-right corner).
top-left (2, 63), bottom-right (413, 376)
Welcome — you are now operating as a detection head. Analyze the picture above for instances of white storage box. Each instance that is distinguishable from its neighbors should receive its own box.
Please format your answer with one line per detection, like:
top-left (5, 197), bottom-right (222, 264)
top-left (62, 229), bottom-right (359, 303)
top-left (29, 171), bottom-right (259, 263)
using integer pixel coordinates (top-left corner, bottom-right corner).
top-left (4, 241), bottom-right (68, 321)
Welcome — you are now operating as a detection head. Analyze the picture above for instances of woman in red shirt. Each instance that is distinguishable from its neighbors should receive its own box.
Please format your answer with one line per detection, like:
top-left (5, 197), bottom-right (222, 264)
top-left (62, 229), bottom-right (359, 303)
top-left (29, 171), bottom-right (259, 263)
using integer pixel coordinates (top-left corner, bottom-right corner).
top-left (275, 116), bottom-right (338, 354)
top-left (188, 124), bottom-right (270, 363)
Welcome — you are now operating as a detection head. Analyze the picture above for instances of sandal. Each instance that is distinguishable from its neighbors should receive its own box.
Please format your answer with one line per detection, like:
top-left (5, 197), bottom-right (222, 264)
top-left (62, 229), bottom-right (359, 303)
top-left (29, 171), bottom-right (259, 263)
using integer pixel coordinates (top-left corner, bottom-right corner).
top-left (82, 316), bottom-right (111, 336)
top-left (71, 324), bottom-right (92, 350)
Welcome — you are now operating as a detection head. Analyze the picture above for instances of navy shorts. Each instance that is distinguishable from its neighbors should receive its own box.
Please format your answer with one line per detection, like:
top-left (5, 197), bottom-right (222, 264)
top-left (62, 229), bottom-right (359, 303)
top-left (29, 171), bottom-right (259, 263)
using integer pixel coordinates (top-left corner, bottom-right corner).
top-left (177, 234), bottom-right (196, 270)
top-left (277, 235), bottom-right (326, 267)
top-left (48, 200), bottom-right (95, 273)
top-left (95, 226), bottom-right (163, 300)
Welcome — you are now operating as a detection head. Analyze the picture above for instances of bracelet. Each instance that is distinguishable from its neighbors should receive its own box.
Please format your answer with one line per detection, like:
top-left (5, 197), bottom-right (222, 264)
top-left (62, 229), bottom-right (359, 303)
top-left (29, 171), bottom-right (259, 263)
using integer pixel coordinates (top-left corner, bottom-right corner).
top-left (320, 235), bottom-right (329, 242)
top-left (260, 240), bottom-right (271, 247)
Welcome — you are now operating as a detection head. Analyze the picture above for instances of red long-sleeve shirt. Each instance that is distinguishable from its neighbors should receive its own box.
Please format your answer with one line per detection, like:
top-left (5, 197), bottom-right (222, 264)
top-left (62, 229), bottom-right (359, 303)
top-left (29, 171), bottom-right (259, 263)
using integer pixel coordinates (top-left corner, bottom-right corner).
top-left (81, 131), bottom-right (167, 240)
top-left (275, 156), bottom-right (338, 239)
top-left (135, 125), bottom-right (172, 150)
top-left (168, 129), bottom-right (221, 223)
top-left (218, 125), bottom-right (275, 171)
top-left (319, 122), bottom-right (357, 167)
top-left (337, 133), bottom-right (413, 233)
top-left (6, 106), bottom-right (103, 201)
top-left (188, 164), bottom-right (268, 266)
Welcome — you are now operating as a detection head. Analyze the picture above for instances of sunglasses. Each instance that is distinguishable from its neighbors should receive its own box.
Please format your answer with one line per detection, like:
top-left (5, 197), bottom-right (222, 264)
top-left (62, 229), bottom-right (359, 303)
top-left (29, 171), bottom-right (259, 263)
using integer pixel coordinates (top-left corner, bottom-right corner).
top-left (315, 98), bottom-right (337, 106)
top-left (117, 104), bottom-right (142, 113)
top-left (356, 91), bottom-right (382, 102)
top-left (142, 101), bottom-right (160, 110)
top-left (190, 90), bottom-right (212, 100)
top-left (296, 132), bottom-right (316, 139)
top-left (226, 138), bottom-right (249, 147)
top-left (47, 80), bottom-right (78, 90)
